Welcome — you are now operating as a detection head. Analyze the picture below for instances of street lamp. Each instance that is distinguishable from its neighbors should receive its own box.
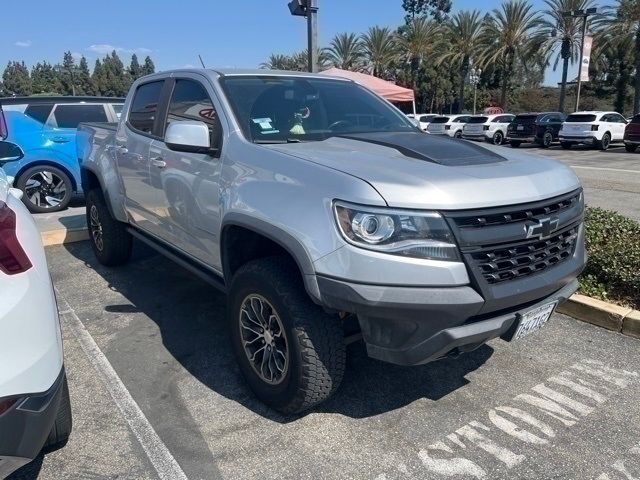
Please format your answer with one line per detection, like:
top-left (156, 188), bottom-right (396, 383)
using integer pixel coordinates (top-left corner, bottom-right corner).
top-left (562, 7), bottom-right (598, 112)
top-left (469, 67), bottom-right (482, 115)
top-left (288, 0), bottom-right (319, 73)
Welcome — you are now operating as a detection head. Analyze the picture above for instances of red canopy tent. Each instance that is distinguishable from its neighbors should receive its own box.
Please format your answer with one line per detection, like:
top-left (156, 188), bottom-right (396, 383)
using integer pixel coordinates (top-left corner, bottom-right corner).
top-left (319, 67), bottom-right (416, 114)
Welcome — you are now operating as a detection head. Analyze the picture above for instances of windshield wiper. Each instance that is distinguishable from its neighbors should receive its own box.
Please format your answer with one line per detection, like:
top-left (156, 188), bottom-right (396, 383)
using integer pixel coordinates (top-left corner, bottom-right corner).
top-left (254, 138), bottom-right (303, 144)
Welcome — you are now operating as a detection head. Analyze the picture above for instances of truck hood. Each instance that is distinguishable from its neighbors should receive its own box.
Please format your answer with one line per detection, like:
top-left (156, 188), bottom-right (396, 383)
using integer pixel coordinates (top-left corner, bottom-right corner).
top-left (265, 132), bottom-right (581, 209)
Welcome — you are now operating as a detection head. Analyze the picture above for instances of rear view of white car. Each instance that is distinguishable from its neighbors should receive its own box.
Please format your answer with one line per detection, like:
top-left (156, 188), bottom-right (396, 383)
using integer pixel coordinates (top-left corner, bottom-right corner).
top-left (426, 115), bottom-right (471, 137)
top-left (0, 167), bottom-right (71, 477)
top-left (408, 113), bottom-right (438, 131)
top-left (462, 114), bottom-right (515, 145)
top-left (559, 111), bottom-right (628, 150)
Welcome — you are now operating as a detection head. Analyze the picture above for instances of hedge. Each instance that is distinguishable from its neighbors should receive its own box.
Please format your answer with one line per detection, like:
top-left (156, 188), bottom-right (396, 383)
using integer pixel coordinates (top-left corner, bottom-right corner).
top-left (579, 207), bottom-right (640, 309)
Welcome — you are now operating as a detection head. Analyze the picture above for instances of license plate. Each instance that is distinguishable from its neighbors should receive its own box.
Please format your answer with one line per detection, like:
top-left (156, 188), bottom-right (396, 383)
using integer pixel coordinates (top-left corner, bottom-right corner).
top-left (513, 302), bottom-right (557, 340)
top-left (517, 125), bottom-right (524, 131)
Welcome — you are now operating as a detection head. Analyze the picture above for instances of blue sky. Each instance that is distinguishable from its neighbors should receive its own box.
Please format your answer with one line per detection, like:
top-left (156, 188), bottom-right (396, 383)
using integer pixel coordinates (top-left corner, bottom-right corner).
top-left (2, 0), bottom-right (573, 86)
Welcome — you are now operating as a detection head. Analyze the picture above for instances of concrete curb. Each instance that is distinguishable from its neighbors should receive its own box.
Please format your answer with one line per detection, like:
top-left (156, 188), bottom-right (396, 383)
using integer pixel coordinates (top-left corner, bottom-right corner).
top-left (41, 227), bottom-right (89, 247)
top-left (558, 294), bottom-right (640, 340)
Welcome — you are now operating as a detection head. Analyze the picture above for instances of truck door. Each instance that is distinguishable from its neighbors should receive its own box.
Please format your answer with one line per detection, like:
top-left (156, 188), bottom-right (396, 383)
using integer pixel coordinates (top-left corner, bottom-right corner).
top-left (147, 76), bottom-right (224, 269)
top-left (117, 79), bottom-right (167, 232)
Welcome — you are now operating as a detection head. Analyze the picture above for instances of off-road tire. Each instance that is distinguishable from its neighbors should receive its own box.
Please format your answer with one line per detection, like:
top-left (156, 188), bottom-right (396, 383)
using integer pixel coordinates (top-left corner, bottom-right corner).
top-left (16, 165), bottom-right (72, 213)
top-left (625, 144), bottom-right (638, 153)
top-left (86, 189), bottom-right (132, 266)
top-left (597, 132), bottom-right (611, 151)
top-left (228, 257), bottom-right (346, 414)
top-left (509, 141), bottom-right (521, 148)
top-left (43, 375), bottom-right (72, 451)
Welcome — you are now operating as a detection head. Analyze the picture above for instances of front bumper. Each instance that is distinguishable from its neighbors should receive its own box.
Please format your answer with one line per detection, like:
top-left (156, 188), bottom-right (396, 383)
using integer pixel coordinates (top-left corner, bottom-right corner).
top-left (319, 276), bottom-right (579, 366)
top-left (0, 368), bottom-right (65, 478)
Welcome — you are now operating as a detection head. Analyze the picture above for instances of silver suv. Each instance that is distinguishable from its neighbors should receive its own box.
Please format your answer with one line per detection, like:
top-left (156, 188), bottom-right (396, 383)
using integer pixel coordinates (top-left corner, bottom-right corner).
top-left (78, 69), bottom-right (586, 413)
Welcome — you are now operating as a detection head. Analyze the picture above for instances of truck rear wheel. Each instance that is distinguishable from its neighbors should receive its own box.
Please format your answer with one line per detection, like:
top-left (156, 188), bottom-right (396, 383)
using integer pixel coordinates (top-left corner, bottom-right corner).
top-left (86, 189), bottom-right (132, 266)
top-left (228, 257), bottom-right (345, 414)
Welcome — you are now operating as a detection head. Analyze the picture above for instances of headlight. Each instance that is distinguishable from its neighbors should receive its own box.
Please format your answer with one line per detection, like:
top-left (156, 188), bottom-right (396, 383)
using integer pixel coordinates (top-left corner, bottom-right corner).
top-left (333, 202), bottom-right (460, 261)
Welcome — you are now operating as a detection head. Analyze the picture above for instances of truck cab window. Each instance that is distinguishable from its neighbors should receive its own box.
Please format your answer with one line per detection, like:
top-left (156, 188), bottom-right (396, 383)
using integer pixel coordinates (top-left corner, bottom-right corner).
top-left (129, 81), bottom-right (164, 134)
top-left (166, 79), bottom-right (220, 149)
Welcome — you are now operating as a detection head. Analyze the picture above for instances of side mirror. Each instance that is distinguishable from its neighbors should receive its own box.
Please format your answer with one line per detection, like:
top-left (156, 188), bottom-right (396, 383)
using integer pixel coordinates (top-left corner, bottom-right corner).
top-left (165, 121), bottom-right (212, 154)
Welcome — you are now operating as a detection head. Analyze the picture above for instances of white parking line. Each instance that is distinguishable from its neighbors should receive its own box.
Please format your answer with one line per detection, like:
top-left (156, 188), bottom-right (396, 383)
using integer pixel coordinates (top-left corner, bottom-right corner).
top-left (56, 289), bottom-right (189, 480)
top-left (570, 165), bottom-right (640, 174)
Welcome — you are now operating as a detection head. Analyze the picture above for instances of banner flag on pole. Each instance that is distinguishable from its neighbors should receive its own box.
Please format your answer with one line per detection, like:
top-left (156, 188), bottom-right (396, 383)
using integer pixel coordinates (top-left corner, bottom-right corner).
top-left (580, 36), bottom-right (593, 82)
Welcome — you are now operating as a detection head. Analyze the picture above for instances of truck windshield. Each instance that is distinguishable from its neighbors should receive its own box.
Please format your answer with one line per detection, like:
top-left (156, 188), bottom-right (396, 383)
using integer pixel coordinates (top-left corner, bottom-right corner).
top-left (220, 76), bottom-right (416, 143)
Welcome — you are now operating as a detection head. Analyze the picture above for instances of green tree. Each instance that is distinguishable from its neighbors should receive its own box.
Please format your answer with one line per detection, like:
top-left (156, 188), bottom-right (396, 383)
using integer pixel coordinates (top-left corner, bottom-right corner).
top-left (2, 61), bottom-right (32, 96)
top-left (480, 0), bottom-right (541, 109)
top-left (260, 54), bottom-right (296, 70)
top-left (324, 32), bottom-right (364, 70)
top-left (91, 59), bottom-right (105, 95)
top-left (438, 10), bottom-right (484, 113)
top-left (56, 51), bottom-right (78, 95)
top-left (129, 54), bottom-right (142, 80)
top-left (599, 0), bottom-right (640, 114)
top-left (141, 56), bottom-right (155, 76)
top-left (361, 26), bottom-right (398, 78)
top-left (77, 56), bottom-right (94, 95)
top-left (31, 61), bottom-right (63, 94)
top-left (401, 0), bottom-right (452, 22)
top-left (535, 0), bottom-right (598, 113)
top-left (397, 17), bottom-right (442, 90)
top-left (101, 51), bottom-right (130, 96)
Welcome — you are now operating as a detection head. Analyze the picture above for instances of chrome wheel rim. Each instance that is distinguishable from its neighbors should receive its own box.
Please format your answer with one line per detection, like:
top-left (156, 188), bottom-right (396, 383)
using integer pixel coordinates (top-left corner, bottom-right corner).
top-left (239, 294), bottom-right (289, 385)
top-left (89, 205), bottom-right (104, 252)
top-left (24, 170), bottom-right (67, 208)
top-left (544, 133), bottom-right (552, 146)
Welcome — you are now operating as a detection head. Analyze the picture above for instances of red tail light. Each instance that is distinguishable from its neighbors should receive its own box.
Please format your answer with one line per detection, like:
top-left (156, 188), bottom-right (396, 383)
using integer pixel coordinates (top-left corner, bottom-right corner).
top-left (591, 125), bottom-right (599, 131)
top-left (0, 201), bottom-right (32, 274)
top-left (0, 109), bottom-right (7, 140)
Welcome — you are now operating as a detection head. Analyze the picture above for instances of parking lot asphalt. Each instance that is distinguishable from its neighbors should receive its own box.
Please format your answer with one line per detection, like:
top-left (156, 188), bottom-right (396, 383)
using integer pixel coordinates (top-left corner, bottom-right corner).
top-left (9, 241), bottom-right (640, 480)
top-left (513, 144), bottom-right (640, 222)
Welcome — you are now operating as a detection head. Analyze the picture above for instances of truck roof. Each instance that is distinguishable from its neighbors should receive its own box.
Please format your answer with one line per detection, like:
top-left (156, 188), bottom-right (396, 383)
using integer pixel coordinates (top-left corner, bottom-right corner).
top-left (0, 95), bottom-right (125, 105)
top-left (148, 68), bottom-right (353, 81)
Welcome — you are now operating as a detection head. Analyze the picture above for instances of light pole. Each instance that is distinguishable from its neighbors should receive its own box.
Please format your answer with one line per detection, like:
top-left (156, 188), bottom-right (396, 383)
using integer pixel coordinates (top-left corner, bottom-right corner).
top-left (469, 67), bottom-right (482, 115)
top-left (562, 7), bottom-right (597, 112)
top-left (288, 0), bottom-right (319, 73)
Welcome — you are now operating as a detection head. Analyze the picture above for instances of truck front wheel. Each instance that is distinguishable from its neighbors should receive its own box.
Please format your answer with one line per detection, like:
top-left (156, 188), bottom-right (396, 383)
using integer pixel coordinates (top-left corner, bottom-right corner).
top-left (86, 189), bottom-right (132, 266)
top-left (228, 257), bottom-right (345, 414)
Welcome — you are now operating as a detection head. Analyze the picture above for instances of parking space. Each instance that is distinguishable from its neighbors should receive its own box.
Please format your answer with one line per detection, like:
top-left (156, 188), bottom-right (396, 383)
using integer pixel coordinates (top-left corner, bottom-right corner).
top-left (9, 241), bottom-right (640, 480)
top-left (508, 144), bottom-right (640, 222)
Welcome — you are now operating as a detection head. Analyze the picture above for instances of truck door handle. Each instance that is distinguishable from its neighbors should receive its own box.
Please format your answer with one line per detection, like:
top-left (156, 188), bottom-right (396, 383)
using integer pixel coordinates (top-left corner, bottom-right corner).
top-left (151, 157), bottom-right (166, 168)
top-left (116, 146), bottom-right (128, 155)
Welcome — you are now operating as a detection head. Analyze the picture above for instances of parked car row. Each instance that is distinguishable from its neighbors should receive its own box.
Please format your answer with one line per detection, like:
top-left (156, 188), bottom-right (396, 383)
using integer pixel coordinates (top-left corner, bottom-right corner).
top-left (410, 110), bottom-right (640, 152)
top-left (0, 97), bottom-right (124, 212)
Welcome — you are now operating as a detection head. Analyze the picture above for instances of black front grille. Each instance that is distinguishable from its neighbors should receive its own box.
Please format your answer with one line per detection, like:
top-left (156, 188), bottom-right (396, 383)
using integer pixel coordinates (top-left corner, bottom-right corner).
top-left (469, 226), bottom-right (579, 284)
top-left (454, 192), bottom-right (580, 229)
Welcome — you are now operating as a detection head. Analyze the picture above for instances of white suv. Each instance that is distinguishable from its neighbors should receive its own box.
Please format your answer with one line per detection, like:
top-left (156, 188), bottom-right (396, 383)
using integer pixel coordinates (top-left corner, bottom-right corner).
top-left (559, 111), bottom-right (628, 150)
top-left (0, 168), bottom-right (71, 477)
top-left (462, 114), bottom-right (515, 145)
top-left (407, 113), bottom-right (439, 131)
top-left (426, 115), bottom-right (471, 137)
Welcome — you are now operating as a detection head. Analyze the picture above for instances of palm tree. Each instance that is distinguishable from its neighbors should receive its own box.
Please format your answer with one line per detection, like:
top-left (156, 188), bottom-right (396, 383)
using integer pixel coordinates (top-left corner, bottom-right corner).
top-left (397, 17), bottom-right (443, 89)
top-left (598, 0), bottom-right (640, 114)
top-left (535, 0), bottom-right (597, 113)
top-left (361, 26), bottom-right (398, 78)
top-left (480, 0), bottom-right (541, 109)
top-left (324, 32), bottom-right (364, 71)
top-left (260, 54), bottom-right (294, 70)
top-left (438, 10), bottom-right (484, 113)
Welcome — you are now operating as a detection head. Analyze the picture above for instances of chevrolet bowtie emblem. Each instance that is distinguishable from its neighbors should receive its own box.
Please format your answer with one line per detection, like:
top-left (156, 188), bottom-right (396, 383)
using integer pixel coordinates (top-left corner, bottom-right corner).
top-left (525, 217), bottom-right (560, 240)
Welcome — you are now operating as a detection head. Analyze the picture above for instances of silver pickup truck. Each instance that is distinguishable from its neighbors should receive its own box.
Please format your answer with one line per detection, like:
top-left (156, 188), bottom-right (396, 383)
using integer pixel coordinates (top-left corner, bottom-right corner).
top-left (77, 69), bottom-right (586, 413)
